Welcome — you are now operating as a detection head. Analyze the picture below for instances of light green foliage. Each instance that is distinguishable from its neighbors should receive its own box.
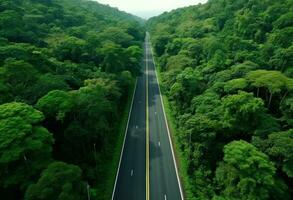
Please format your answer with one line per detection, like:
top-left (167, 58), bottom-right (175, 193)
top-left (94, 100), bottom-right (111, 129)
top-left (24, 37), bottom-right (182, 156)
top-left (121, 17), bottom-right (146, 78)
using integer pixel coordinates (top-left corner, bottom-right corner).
top-left (165, 53), bottom-right (194, 71)
top-left (0, 102), bottom-right (53, 189)
top-left (24, 162), bottom-right (86, 200)
top-left (246, 70), bottom-right (293, 106)
top-left (36, 90), bottom-right (74, 121)
top-left (224, 78), bottom-right (248, 93)
top-left (215, 140), bottom-right (276, 200)
top-left (246, 70), bottom-right (293, 94)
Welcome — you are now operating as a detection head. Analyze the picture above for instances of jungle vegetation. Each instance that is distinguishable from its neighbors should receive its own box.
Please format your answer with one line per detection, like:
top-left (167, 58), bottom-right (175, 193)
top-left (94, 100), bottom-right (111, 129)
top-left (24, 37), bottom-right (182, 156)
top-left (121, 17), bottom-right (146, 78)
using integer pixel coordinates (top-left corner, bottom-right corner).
top-left (0, 0), bottom-right (144, 199)
top-left (147, 0), bottom-right (293, 199)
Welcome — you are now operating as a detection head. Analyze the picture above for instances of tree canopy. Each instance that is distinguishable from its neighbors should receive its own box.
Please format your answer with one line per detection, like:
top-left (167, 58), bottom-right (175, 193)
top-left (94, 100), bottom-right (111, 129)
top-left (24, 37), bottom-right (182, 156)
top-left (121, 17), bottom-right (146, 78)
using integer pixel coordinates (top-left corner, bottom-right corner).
top-left (0, 0), bottom-right (144, 199)
top-left (147, 0), bottom-right (293, 199)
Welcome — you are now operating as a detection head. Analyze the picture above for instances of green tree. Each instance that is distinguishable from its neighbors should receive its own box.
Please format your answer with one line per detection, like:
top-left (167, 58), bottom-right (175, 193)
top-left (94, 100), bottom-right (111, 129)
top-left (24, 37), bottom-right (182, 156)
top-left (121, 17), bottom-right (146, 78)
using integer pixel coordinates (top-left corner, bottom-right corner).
top-left (221, 91), bottom-right (267, 134)
top-left (24, 162), bottom-right (87, 200)
top-left (0, 102), bottom-right (53, 190)
top-left (224, 78), bottom-right (248, 93)
top-left (36, 90), bottom-right (74, 122)
top-left (246, 70), bottom-right (293, 107)
top-left (54, 36), bottom-right (87, 63)
top-left (124, 45), bottom-right (143, 75)
top-left (99, 42), bottom-right (125, 73)
top-left (266, 130), bottom-right (293, 177)
top-left (215, 140), bottom-right (276, 200)
top-left (98, 27), bottom-right (134, 47)
top-left (0, 59), bottom-right (38, 101)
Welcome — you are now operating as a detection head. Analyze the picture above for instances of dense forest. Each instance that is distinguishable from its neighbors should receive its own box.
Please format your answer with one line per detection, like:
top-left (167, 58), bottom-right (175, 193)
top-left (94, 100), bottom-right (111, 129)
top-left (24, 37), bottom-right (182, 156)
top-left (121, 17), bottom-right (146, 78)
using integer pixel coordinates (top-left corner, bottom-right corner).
top-left (0, 0), bottom-right (144, 199)
top-left (147, 0), bottom-right (292, 199)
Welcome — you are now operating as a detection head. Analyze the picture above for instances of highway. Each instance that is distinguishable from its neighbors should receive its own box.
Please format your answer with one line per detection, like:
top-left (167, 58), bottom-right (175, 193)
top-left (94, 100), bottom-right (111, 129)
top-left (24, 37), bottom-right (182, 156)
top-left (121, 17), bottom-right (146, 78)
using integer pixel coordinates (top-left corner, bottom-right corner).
top-left (146, 33), bottom-right (183, 200)
top-left (112, 33), bottom-right (183, 200)
top-left (111, 40), bottom-right (147, 199)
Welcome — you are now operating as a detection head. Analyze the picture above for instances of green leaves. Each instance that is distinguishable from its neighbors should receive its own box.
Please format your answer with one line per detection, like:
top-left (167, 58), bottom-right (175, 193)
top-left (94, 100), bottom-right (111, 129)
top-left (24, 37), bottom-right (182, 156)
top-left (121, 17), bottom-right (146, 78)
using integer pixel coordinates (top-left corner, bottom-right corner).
top-left (36, 90), bottom-right (74, 121)
top-left (0, 102), bottom-right (53, 189)
top-left (224, 78), bottom-right (248, 93)
top-left (221, 91), bottom-right (266, 133)
top-left (25, 162), bottom-right (86, 200)
top-left (246, 70), bottom-right (292, 94)
top-left (215, 140), bottom-right (276, 200)
top-left (266, 130), bottom-right (293, 177)
top-left (148, 0), bottom-right (292, 199)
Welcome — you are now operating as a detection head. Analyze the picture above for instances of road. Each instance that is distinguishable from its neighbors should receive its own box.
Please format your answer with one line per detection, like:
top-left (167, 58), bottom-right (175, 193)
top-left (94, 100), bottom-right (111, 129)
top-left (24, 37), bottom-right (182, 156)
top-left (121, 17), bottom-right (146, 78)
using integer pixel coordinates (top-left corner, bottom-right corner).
top-left (112, 33), bottom-right (183, 200)
top-left (146, 33), bottom-right (183, 200)
top-left (111, 42), bottom-right (147, 199)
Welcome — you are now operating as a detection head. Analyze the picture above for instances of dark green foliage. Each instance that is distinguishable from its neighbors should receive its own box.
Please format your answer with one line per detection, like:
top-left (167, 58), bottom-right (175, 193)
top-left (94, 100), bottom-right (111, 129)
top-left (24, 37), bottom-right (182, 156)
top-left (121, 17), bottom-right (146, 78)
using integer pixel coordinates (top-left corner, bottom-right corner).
top-left (0, 0), bottom-right (143, 199)
top-left (24, 162), bottom-right (86, 200)
top-left (148, 0), bottom-right (292, 199)
top-left (0, 102), bottom-right (53, 190)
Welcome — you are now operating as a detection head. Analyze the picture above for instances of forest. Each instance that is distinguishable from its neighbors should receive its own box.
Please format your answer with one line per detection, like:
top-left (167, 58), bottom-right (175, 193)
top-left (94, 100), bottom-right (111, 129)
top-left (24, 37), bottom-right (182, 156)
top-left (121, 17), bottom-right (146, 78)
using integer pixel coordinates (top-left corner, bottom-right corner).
top-left (1, 0), bottom-right (293, 199)
top-left (0, 0), bottom-right (144, 199)
top-left (147, 0), bottom-right (292, 199)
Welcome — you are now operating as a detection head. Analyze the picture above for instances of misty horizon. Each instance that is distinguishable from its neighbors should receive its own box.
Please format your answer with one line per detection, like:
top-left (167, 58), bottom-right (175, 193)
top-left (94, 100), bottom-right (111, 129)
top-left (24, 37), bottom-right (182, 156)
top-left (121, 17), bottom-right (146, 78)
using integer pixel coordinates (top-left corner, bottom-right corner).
top-left (95, 0), bottom-right (208, 18)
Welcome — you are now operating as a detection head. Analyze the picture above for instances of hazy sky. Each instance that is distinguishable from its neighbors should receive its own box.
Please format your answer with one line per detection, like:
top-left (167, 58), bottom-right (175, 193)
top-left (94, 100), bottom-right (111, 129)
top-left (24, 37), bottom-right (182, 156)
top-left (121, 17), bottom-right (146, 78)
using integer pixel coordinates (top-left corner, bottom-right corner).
top-left (96, 0), bottom-right (208, 18)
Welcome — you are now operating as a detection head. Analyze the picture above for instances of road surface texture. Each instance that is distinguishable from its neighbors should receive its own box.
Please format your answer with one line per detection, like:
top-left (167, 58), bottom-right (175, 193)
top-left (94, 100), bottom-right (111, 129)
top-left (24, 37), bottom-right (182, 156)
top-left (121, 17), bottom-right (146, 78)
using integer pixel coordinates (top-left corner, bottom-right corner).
top-left (146, 33), bottom-right (183, 200)
top-left (112, 33), bottom-right (183, 200)
top-left (112, 41), bottom-right (147, 200)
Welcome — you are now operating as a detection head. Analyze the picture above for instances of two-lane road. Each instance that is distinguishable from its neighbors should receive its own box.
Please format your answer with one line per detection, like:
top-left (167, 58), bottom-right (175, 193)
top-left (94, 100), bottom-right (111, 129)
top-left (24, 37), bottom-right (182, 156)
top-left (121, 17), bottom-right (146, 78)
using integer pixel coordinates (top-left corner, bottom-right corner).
top-left (146, 33), bottom-right (183, 200)
top-left (112, 33), bottom-right (183, 200)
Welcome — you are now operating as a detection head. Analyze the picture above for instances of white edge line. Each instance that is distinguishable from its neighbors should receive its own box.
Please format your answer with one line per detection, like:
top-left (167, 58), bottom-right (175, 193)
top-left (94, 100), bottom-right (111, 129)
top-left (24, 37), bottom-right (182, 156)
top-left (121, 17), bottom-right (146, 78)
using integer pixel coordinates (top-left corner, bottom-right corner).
top-left (148, 33), bottom-right (185, 200)
top-left (111, 78), bottom-right (138, 200)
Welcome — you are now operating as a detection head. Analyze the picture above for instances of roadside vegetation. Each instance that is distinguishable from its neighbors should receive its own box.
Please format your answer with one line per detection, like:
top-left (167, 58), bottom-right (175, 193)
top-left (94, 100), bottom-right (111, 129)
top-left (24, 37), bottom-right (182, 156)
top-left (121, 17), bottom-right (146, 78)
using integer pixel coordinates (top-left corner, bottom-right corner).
top-left (147, 0), bottom-right (293, 199)
top-left (0, 0), bottom-right (144, 199)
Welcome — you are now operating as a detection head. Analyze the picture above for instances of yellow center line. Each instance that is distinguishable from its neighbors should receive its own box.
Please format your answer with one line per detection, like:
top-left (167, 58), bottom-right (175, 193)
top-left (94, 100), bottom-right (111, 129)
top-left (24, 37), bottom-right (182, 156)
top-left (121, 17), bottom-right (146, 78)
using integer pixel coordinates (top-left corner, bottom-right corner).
top-left (146, 38), bottom-right (150, 200)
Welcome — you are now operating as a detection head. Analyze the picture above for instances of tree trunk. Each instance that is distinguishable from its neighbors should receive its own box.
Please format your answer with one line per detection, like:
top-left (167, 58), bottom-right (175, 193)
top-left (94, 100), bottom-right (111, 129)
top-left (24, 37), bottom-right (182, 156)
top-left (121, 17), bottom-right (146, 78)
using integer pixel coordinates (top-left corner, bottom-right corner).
top-left (268, 93), bottom-right (273, 108)
top-left (280, 91), bottom-right (288, 106)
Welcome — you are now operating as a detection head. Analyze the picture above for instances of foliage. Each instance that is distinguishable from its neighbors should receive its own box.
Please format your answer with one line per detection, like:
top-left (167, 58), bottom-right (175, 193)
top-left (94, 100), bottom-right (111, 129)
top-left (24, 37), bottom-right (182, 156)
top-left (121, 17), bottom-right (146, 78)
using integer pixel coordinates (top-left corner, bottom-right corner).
top-left (147, 0), bottom-right (293, 198)
top-left (0, 0), bottom-right (143, 199)
top-left (0, 102), bottom-right (53, 190)
top-left (215, 140), bottom-right (276, 200)
top-left (24, 162), bottom-right (86, 200)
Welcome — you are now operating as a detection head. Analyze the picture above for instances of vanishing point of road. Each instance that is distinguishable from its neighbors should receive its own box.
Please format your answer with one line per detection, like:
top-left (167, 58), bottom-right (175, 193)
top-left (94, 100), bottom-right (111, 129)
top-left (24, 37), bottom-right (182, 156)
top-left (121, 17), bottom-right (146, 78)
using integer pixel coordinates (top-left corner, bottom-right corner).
top-left (112, 33), bottom-right (183, 200)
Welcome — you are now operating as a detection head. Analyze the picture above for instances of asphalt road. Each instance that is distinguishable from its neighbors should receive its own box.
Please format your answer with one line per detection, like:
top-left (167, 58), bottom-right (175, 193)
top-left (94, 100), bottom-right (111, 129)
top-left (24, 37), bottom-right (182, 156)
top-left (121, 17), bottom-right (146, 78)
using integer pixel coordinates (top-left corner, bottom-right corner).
top-left (146, 34), bottom-right (183, 200)
top-left (112, 42), bottom-right (147, 200)
top-left (112, 33), bottom-right (183, 200)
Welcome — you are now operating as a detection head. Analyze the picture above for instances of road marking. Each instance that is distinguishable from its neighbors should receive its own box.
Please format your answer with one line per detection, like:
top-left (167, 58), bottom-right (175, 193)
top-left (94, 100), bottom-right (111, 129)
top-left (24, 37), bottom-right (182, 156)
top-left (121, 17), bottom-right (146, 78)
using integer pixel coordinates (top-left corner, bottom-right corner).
top-left (136, 125), bottom-right (138, 129)
top-left (149, 34), bottom-right (184, 200)
top-left (155, 111), bottom-right (157, 115)
top-left (111, 79), bottom-right (138, 200)
top-left (158, 141), bottom-right (161, 147)
top-left (131, 169), bottom-right (134, 177)
top-left (164, 194), bottom-right (167, 200)
top-left (145, 35), bottom-right (150, 200)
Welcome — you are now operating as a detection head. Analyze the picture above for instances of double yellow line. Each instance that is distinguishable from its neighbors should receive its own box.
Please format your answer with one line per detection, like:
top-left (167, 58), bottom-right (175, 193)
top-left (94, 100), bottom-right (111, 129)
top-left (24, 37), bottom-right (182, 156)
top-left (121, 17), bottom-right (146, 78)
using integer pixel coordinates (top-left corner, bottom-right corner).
top-left (145, 38), bottom-right (150, 200)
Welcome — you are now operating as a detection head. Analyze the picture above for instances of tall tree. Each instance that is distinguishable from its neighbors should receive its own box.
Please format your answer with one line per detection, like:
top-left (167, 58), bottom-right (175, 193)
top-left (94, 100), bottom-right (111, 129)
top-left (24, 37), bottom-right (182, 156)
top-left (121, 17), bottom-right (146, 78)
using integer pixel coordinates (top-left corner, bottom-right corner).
top-left (0, 102), bottom-right (53, 190)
